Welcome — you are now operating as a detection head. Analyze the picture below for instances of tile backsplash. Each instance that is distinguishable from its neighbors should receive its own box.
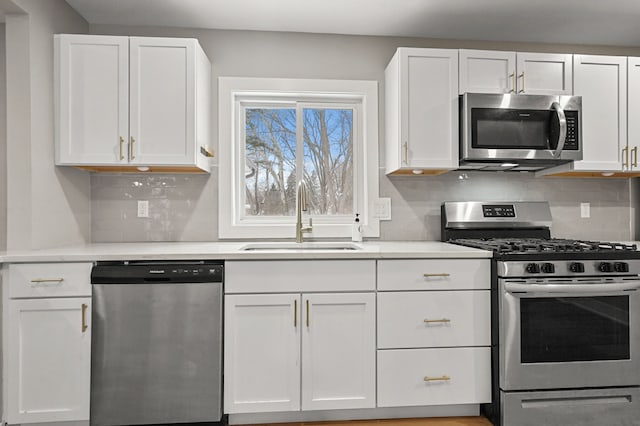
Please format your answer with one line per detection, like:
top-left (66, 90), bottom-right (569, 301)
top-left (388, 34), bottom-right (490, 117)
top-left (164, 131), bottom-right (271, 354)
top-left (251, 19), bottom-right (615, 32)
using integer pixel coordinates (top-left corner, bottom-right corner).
top-left (91, 168), bottom-right (632, 243)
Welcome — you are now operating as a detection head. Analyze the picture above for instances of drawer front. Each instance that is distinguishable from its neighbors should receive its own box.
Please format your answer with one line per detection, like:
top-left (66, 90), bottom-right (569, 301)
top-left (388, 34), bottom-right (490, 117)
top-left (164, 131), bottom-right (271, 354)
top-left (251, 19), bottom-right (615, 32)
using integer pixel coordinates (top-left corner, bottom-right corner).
top-left (377, 259), bottom-right (490, 291)
top-left (9, 263), bottom-right (92, 298)
top-left (377, 347), bottom-right (491, 407)
top-left (377, 291), bottom-right (490, 349)
top-left (226, 260), bottom-right (375, 293)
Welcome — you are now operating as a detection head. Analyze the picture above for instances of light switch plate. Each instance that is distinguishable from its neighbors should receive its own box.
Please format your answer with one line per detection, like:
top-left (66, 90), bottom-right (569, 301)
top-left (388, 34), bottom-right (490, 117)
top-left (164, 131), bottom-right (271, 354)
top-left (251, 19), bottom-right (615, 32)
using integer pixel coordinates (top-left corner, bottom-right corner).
top-left (580, 202), bottom-right (590, 218)
top-left (137, 200), bottom-right (149, 218)
top-left (373, 198), bottom-right (391, 220)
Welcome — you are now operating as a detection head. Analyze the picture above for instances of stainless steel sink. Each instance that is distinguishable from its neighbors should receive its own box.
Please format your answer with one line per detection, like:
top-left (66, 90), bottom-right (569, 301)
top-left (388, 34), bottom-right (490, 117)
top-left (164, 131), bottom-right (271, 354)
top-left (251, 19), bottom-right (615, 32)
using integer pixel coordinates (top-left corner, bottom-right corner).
top-left (240, 242), bottom-right (363, 251)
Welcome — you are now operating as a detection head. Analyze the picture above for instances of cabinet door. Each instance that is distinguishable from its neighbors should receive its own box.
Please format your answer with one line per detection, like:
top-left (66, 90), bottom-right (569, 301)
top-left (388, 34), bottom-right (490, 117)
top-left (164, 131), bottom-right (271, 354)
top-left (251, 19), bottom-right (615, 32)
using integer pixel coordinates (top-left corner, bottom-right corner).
top-left (224, 294), bottom-right (301, 413)
top-left (629, 57), bottom-right (640, 171)
top-left (572, 55), bottom-right (627, 171)
top-left (400, 48), bottom-right (459, 170)
top-left (516, 52), bottom-right (573, 95)
top-left (459, 49), bottom-right (516, 94)
top-left (7, 298), bottom-right (91, 424)
top-left (55, 35), bottom-right (129, 165)
top-left (301, 293), bottom-right (376, 410)
top-left (129, 37), bottom-right (196, 166)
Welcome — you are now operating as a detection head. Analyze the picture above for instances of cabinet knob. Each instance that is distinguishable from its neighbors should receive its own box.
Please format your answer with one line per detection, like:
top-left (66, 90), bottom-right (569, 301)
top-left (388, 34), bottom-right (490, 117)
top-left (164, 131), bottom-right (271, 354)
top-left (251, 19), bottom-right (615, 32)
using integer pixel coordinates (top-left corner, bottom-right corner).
top-left (130, 136), bottom-right (136, 160)
top-left (119, 137), bottom-right (125, 160)
top-left (423, 273), bottom-right (450, 278)
top-left (81, 303), bottom-right (88, 333)
top-left (30, 278), bottom-right (64, 283)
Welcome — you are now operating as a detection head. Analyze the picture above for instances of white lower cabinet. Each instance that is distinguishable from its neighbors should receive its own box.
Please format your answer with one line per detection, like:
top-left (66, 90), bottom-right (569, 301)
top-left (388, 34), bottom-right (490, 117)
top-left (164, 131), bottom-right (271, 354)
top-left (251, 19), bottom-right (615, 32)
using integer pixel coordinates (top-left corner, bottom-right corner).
top-left (4, 262), bottom-right (92, 425)
top-left (377, 347), bottom-right (491, 407)
top-left (224, 291), bottom-right (376, 414)
top-left (376, 259), bottom-right (491, 409)
top-left (7, 297), bottom-right (92, 424)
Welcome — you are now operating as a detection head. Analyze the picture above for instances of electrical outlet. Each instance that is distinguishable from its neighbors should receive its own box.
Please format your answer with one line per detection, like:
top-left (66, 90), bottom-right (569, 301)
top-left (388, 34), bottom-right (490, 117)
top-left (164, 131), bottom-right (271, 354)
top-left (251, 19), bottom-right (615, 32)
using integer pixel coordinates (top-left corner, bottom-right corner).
top-left (373, 198), bottom-right (391, 220)
top-left (580, 202), bottom-right (590, 218)
top-left (137, 200), bottom-right (149, 218)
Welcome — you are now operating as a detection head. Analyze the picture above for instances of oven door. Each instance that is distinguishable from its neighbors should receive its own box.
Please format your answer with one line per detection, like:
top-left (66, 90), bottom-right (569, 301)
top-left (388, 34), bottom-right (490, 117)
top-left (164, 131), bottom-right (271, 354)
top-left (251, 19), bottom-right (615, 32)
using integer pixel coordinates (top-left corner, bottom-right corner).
top-left (499, 278), bottom-right (640, 391)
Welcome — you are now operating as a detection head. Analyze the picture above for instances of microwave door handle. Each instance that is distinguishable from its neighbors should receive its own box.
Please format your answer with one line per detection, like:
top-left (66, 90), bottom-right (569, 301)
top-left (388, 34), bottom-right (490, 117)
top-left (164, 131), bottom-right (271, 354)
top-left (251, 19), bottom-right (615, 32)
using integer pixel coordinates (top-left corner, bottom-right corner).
top-left (551, 101), bottom-right (567, 158)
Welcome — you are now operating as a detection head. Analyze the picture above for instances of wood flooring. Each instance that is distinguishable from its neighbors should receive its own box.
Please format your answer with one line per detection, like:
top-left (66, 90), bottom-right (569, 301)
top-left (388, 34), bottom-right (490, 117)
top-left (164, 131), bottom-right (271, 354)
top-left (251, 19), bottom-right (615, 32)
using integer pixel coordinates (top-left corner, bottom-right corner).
top-left (245, 416), bottom-right (493, 426)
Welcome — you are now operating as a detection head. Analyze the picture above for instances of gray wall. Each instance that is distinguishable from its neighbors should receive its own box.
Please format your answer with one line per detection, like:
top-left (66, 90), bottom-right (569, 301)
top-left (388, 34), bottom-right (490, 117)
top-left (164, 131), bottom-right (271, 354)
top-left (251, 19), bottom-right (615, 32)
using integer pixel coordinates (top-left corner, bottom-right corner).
top-left (4, 0), bottom-right (90, 250)
top-left (88, 25), bottom-right (640, 243)
top-left (0, 23), bottom-right (6, 251)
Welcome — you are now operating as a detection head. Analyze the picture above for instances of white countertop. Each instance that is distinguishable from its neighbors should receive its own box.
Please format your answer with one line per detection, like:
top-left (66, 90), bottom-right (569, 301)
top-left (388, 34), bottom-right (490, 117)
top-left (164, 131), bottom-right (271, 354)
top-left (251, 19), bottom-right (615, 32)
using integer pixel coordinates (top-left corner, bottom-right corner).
top-left (0, 241), bottom-right (491, 263)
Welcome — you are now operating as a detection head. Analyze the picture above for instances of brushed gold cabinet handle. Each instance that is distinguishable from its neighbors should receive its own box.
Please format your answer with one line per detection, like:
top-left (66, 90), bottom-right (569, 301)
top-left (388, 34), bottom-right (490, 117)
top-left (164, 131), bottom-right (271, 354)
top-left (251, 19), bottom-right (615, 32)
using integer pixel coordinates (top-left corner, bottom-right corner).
top-left (623, 146), bottom-right (629, 169)
top-left (402, 141), bottom-right (409, 165)
top-left (294, 300), bottom-right (297, 327)
top-left (130, 136), bottom-right (135, 160)
top-left (306, 299), bottom-right (310, 328)
top-left (30, 278), bottom-right (64, 283)
top-left (424, 375), bottom-right (450, 382)
top-left (119, 136), bottom-right (125, 160)
top-left (81, 303), bottom-right (88, 333)
top-left (424, 318), bottom-right (451, 323)
top-left (423, 273), bottom-right (450, 278)
top-left (633, 146), bottom-right (638, 168)
top-left (518, 72), bottom-right (525, 93)
top-left (509, 73), bottom-right (516, 93)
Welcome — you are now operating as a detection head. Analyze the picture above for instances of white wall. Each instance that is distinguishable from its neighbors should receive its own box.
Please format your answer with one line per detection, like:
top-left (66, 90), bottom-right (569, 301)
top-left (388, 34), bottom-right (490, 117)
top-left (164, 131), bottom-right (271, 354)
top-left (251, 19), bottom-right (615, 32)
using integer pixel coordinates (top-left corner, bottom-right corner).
top-left (5, 0), bottom-right (90, 250)
top-left (88, 25), bottom-right (640, 243)
top-left (0, 23), bottom-right (6, 251)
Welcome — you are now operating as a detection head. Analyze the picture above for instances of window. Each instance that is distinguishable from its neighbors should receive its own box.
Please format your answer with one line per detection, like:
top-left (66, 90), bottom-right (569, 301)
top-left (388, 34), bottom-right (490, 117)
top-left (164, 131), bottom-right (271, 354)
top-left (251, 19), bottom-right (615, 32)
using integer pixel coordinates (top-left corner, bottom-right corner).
top-left (219, 78), bottom-right (379, 239)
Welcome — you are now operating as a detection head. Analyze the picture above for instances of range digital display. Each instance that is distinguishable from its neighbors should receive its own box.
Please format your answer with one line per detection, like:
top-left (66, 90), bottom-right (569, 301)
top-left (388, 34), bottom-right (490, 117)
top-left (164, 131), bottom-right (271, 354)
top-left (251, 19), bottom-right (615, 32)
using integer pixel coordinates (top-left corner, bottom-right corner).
top-left (482, 204), bottom-right (516, 218)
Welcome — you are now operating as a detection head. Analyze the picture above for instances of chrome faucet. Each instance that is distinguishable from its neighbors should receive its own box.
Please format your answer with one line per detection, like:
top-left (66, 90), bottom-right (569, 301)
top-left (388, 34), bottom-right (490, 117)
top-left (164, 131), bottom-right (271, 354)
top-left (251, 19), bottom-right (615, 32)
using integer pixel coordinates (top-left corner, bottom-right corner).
top-left (296, 181), bottom-right (313, 243)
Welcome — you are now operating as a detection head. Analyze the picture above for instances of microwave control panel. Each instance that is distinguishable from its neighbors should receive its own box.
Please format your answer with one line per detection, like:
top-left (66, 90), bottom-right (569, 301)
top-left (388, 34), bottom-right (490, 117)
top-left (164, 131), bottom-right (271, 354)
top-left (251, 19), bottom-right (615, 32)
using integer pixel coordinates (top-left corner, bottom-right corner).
top-left (562, 111), bottom-right (579, 150)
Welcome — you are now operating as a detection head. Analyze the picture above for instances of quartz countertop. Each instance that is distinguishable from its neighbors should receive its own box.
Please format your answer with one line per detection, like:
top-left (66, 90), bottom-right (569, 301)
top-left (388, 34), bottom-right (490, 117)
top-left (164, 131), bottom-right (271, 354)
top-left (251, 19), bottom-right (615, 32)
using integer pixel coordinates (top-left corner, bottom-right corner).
top-left (0, 241), bottom-right (492, 263)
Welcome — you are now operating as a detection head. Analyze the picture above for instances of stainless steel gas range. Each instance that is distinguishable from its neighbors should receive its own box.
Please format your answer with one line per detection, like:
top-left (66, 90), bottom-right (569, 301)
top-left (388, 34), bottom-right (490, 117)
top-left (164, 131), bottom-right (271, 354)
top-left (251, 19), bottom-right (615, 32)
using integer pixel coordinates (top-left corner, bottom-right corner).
top-left (442, 201), bottom-right (640, 426)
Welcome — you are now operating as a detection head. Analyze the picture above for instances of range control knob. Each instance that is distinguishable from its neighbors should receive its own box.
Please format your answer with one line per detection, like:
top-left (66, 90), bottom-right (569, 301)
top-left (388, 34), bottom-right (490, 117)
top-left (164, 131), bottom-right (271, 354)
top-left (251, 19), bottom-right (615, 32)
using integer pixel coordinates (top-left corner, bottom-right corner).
top-left (569, 262), bottom-right (585, 273)
top-left (525, 263), bottom-right (540, 273)
top-left (614, 262), bottom-right (629, 273)
top-left (599, 262), bottom-right (613, 273)
top-left (541, 263), bottom-right (555, 273)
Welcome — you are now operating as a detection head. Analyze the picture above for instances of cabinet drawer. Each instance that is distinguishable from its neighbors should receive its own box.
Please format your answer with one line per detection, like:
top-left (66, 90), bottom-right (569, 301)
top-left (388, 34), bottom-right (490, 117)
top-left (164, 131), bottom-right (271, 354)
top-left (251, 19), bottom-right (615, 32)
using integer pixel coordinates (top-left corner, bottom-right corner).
top-left (377, 347), bottom-right (491, 407)
top-left (9, 263), bottom-right (92, 298)
top-left (377, 259), bottom-right (489, 290)
top-left (226, 260), bottom-right (375, 293)
top-left (377, 291), bottom-right (490, 349)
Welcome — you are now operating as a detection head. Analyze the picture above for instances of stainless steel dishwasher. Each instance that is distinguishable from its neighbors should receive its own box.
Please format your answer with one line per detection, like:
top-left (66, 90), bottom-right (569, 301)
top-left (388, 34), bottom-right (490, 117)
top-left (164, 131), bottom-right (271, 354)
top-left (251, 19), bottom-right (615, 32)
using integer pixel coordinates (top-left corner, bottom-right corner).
top-left (90, 260), bottom-right (223, 426)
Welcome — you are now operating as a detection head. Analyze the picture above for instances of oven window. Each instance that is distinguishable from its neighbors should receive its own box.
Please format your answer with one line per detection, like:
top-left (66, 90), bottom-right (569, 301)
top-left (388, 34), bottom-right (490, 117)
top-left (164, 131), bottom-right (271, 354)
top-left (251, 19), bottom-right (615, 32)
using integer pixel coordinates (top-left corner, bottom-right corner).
top-left (520, 296), bottom-right (630, 363)
top-left (472, 108), bottom-right (553, 149)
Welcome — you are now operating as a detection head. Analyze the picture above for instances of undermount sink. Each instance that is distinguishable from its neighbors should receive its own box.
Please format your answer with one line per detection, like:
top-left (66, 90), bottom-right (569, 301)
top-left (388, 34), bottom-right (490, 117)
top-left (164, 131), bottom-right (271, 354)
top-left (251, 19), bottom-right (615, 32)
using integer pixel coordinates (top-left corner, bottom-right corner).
top-left (240, 242), bottom-right (363, 251)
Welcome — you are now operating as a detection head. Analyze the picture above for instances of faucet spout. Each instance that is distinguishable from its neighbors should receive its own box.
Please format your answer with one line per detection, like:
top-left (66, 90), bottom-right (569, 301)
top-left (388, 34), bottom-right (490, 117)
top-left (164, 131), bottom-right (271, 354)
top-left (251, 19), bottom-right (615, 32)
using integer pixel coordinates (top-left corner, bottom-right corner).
top-left (296, 181), bottom-right (313, 243)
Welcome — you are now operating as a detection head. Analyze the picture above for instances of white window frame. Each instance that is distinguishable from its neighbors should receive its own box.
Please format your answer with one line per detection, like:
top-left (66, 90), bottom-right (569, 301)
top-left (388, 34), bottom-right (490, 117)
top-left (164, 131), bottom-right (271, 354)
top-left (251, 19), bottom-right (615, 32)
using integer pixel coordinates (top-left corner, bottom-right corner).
top-left (218, 77), bottom-right (379, 240)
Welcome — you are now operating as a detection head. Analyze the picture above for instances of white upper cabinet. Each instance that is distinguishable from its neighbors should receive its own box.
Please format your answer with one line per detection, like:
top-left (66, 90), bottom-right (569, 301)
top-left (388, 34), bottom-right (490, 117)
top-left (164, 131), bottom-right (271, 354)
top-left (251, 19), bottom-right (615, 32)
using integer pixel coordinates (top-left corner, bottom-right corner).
top-left (55, 34), bottom-right (212, 172)
top-left (385, 48), bottom-right (459, 174)
top-left (55, 35), bottom-right (129, 165)
top-left (459, 50), bottom-right (572, 95)
top-left (628, 57), bottom-right (640, 172)
top-left (560, 55), bottom-right (627, 173)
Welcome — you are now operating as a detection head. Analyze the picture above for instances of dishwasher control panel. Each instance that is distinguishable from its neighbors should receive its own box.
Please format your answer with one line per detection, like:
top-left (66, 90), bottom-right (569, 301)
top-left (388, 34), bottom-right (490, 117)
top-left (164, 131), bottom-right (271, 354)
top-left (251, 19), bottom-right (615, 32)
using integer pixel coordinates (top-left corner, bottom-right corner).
top-left (91, 260), bottom-right (224, 284)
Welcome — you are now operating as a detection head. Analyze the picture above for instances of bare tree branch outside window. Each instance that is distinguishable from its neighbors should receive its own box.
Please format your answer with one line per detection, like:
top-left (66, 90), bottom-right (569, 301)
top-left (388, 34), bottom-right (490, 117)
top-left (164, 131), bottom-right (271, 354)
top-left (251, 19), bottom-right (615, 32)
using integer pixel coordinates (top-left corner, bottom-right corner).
top-left (244, 106), bottom-right (354, 218)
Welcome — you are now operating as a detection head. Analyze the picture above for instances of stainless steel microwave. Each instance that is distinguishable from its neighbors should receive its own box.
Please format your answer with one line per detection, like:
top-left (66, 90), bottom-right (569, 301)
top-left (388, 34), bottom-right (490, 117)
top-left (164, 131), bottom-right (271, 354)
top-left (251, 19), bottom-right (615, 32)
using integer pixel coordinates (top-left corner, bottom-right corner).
top-left (459, 93), bottom-right (582, 172)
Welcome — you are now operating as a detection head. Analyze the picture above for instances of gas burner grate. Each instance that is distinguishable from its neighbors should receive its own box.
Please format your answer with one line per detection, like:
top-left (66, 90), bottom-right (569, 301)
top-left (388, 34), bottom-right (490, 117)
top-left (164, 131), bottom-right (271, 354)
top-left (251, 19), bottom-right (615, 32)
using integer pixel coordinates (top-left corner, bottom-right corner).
top-left (451, 238), bottom-right (638, 254)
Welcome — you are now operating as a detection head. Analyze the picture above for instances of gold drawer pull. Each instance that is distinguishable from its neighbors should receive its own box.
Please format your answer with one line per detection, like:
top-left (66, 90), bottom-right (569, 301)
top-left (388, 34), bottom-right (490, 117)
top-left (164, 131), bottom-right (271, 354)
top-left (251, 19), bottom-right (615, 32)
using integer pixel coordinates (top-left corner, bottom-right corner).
top-left (424, 318), bottom-right (451, 324)
top-left (30, 278), bottom-right (64, 283)
top-left (424, 375), bottom-right (450, 382)
top-left (81, 303), bottom-right (88, 333)
top-left (423, 273), bottom-right (450, 278)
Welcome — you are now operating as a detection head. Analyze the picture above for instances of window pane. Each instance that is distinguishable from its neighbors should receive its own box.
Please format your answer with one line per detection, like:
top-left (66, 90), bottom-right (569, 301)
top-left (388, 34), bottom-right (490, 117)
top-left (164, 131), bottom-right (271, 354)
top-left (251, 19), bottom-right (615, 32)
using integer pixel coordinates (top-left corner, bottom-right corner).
top-left (244, 108), bottom-right (296, 216)
top-left (302, 108), bottom-right (354, 215)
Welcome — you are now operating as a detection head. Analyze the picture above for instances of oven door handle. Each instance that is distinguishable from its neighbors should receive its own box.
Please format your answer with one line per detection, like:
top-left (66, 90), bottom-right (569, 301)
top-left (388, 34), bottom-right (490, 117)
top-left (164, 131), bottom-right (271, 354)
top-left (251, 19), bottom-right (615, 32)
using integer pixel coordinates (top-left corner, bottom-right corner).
top-left (504, 281), bottom-right (640, 295)
top-left (551, 101), bottom-right (567, 158)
